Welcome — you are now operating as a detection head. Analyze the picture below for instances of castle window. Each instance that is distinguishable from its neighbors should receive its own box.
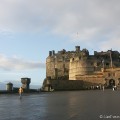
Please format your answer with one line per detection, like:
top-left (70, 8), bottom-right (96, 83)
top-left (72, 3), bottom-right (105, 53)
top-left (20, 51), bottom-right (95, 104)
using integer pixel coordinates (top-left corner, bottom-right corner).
top-left (106, 63), bottom-right (109, 66)
top-left (97, 62), bottom-right (100, 66)
top-left (113, 73), bottom-right (115, 76)
top-left (108, 73), bottom-right (111, 77)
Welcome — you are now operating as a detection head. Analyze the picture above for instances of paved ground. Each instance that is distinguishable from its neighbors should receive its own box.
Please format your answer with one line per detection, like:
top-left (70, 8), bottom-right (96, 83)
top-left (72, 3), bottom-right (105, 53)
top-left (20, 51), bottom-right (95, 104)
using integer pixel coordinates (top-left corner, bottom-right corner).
top-left (0, 90), bottom-right (120, 120)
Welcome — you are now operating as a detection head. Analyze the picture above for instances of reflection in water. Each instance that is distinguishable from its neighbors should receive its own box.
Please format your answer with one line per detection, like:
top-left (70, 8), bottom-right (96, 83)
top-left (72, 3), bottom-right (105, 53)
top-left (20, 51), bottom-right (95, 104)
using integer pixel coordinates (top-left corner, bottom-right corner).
top-left (67, 92), bottom-right (83, 119)
top-left (0, 90), bottom-right (120, 120)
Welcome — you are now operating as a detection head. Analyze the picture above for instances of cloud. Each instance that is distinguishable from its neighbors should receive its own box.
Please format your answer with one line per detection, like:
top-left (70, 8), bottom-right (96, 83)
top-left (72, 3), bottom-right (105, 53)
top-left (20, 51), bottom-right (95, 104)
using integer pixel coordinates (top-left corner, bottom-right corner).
top-left (0, 54), bottom-right (45, 71)
top-left (100, 34), bottom-right (120, 51)
top-left (0, 0), bottom-right (119, 31)
top-left (70, 27), bottom-right (99, 42)
top-left (0, 0), bottom-right (120, 50)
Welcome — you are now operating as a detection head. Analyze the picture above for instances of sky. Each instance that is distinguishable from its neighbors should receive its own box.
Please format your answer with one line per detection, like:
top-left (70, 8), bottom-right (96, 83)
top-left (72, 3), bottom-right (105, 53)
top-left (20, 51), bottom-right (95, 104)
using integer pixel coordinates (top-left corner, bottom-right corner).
top-left (0, 0), bottom-right (120, 87)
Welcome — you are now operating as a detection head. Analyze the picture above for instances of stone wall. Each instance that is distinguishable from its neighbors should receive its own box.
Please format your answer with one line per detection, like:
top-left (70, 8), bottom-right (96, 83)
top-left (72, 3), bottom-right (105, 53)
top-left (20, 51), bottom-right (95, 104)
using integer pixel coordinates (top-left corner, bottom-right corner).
top-left (69, 58), bottom-right (95, 80)
top-left (44, 46), bottom-right (120, 91)
top-left (76, 75), bottom-right (105, 85)
top-left (46, 56), bottom-right (55, 79)
top-left (42, 79), bottom-right (84, 91)
top-left (46, 49), bottom-right (75, 79)
top-left (42, 79), bottom-right (106, 91)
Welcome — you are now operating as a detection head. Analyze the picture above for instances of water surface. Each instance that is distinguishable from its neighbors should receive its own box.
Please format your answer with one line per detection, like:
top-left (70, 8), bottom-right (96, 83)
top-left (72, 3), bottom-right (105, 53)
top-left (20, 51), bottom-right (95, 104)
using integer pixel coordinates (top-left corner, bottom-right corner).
top-left (0, 90), bottom-right (120, 120)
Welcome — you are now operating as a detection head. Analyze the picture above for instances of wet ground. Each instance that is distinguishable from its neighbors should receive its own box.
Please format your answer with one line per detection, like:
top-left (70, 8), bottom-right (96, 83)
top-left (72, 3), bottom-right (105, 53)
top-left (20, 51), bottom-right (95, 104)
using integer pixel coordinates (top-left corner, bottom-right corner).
top-left (0, 90), bottom-right (120, 120)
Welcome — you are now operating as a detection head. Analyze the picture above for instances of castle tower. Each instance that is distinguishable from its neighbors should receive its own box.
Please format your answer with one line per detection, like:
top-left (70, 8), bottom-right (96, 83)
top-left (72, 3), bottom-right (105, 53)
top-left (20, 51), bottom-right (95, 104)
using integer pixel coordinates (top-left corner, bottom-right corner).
top-left (49, 51), bottom-right (52, 56)
top-left (6, 82), bottom-right (13, 91)
top-left (21, 78), bottom-right (31, 90)
top-left (75, 46), bottom-right (80, 52)
top-left (69, 57), bottom-right (94, 80)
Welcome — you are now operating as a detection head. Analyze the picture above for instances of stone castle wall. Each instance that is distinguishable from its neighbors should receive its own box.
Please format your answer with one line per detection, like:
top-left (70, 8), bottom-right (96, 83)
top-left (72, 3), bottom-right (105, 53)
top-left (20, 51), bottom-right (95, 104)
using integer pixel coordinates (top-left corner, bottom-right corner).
top-left (46, 49), bottom-right (76, 80)
top-left (42, 79), bottom-right (103, 91)
top-left (43, 46), bottom-right (120, 91)
top-left (69, 58), bottom-right (95, 80)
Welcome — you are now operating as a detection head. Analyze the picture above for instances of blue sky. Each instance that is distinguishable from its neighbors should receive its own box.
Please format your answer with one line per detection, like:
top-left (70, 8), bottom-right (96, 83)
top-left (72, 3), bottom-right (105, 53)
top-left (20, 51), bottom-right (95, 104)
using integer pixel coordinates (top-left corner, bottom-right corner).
top-left (0, 0), bottom-right (120, 87)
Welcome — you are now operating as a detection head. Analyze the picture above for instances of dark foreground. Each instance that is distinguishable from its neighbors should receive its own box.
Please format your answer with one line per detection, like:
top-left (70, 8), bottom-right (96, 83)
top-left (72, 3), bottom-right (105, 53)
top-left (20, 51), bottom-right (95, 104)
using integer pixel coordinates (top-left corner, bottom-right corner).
top-left (0, 90), bottom-right (120, 120)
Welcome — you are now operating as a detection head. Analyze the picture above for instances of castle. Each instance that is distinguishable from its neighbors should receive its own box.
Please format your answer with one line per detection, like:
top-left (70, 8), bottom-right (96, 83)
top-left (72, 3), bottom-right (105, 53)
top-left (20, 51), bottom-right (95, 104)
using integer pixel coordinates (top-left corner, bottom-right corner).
top-left (42, 46), bottom-right (120, 91)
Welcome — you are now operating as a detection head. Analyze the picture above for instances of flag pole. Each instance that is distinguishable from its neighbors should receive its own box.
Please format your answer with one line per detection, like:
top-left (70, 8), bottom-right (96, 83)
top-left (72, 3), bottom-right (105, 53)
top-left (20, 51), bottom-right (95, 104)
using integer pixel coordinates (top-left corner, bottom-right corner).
top-left (110, 50), bottom-right (113, 68)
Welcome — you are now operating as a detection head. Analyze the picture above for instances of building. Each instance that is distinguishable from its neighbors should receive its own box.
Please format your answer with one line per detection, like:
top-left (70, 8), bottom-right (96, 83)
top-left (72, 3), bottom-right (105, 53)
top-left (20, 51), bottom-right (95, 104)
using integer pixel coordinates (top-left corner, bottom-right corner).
top-left (6, 82), bottom-right (13, 91)
top-left (42, 46), bottom-right (120, 91)
top-left (21, 77), bottom-right (31, 90)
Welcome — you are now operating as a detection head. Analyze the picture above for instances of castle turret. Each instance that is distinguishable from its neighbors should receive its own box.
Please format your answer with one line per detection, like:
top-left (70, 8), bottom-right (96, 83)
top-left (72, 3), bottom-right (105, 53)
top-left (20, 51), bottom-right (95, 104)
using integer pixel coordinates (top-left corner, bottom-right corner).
top-left (6, 82), bottom-right (13, 91)
top-left (75, 46), bottom-right (80, 52)
top-left (52, 50), bottom-right (55, 55)
top-left (49, 51), bottom-right (52, 56)
top-left (21, 78), bottom-right (31, 90)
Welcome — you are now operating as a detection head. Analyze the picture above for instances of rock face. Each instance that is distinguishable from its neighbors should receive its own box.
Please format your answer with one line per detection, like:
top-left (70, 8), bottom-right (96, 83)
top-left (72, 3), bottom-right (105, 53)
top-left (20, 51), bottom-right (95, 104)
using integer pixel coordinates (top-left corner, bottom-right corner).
top-left (43, 46), bottom-right (120, 91)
